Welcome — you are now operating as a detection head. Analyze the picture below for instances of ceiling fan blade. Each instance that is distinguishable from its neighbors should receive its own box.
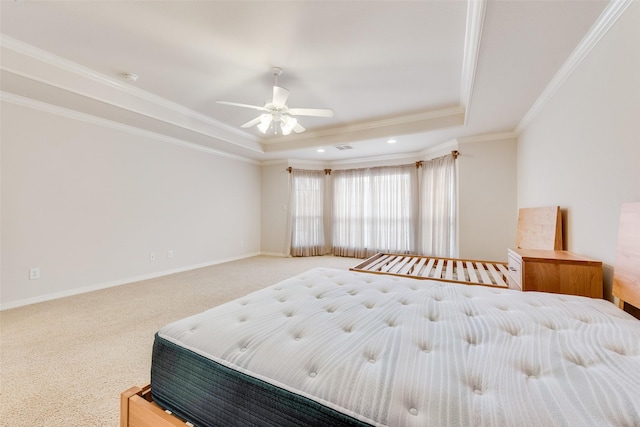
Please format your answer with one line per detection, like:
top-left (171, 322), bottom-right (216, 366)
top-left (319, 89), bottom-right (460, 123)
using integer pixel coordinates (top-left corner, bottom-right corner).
top-left (217, 101), bottom-right (266, 111)
top-left (240, 116), bottom-right (263, 128)
top-left (288, 108), bottom-right (334, 118)
top-left (272, 86), bottom-right (289, 106)
top-left (293, 122), bottom-right (306, 133)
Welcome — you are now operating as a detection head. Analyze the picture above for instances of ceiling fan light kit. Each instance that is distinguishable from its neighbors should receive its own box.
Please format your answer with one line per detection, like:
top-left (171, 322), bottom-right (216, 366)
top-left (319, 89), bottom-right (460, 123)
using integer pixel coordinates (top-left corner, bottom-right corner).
top-left (217, 67), bottom-right (333, 136)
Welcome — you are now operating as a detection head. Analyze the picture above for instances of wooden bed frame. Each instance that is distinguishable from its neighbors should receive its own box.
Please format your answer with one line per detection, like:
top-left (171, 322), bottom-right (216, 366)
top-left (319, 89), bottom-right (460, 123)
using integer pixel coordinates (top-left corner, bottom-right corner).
top-left (350, 253), bottom-right (510, 288)
top-left (120, 384), bottom-right (191, 427)
top-left (120, 203), bottom-right (640, 427)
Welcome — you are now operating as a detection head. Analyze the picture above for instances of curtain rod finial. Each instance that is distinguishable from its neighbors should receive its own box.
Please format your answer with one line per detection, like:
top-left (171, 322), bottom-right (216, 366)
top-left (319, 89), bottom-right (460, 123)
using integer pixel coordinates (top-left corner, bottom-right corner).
top-left (452, 150), bottom-right (459, 159)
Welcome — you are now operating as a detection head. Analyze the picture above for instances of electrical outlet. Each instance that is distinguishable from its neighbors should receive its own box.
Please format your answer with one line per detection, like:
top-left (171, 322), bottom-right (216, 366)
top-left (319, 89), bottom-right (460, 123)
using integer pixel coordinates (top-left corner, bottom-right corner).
top-left (29, 268), bottom-right (41, 280)
top-left (149, 252), bottom-right (156, 261)
top-left (167, 250), bottom-right (173, 258)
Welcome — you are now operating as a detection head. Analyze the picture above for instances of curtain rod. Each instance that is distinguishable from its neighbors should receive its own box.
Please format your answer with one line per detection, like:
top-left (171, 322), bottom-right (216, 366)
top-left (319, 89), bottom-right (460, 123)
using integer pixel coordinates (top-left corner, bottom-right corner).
top-left (287, 167), bottom-right (332, 174)
top-left (416, 150), bottom-right (459, 168)
top-left (287, 150), bottom-right (459, 173)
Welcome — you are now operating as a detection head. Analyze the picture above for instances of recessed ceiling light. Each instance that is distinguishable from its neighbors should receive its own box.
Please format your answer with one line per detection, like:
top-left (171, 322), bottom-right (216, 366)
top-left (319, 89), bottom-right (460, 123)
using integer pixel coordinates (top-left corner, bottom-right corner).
top-left (387, 139), bottom-right (397, 144)
top-left (317, 148), bottom-right (325, 153)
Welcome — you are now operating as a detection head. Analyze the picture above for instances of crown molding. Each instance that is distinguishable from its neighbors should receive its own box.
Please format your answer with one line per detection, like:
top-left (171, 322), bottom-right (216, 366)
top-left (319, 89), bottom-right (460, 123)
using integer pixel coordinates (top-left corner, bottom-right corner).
top-left (515, 0), bottom-right (633, 135)
top-left (284, 159), bottom-right (331, 169)
top-left (0, 35), bottom-right (262, 152)
top-left (460, 0), bottom-right (486, 124)
top-left (419, 139), bottom-right (459, 159)
top-left (262, 106), bottom-right (465, 153)
top-left (264, 106), bottom-right (465, 145)
top-left (1, 91), bottom-right (260, 165)
top-left (457, 131), bottom-right (517, 144)
top-left (260, 159), bottom-right (290, 166)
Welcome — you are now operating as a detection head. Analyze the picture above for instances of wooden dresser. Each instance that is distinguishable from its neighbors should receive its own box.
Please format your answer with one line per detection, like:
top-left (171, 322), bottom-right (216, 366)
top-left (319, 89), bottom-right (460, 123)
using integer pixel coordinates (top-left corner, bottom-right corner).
top-left (507, 248), bottom-right (603, 298)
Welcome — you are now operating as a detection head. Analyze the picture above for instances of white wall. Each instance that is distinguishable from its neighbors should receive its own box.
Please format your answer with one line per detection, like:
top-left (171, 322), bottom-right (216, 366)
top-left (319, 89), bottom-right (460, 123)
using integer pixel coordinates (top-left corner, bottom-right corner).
top-left (260, 162), bottom-right (290, 256)
top-left (1, 101), bottom-right (261, 309)
top-left (517, 2), bottom-right (640, 299)
top-left (458, 136), bottom-right (518, 261)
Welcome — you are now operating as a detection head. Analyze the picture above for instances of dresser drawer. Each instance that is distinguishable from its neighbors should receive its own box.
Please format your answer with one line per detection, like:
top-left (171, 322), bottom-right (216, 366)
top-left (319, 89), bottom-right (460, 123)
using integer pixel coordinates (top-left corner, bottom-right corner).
top-left (507, 252), bottom-right (522, 290)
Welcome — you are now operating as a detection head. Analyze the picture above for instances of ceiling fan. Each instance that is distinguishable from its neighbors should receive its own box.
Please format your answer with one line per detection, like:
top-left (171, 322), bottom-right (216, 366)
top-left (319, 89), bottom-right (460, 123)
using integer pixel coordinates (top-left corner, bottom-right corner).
top-left (217, 67), bottom-right (334, 136)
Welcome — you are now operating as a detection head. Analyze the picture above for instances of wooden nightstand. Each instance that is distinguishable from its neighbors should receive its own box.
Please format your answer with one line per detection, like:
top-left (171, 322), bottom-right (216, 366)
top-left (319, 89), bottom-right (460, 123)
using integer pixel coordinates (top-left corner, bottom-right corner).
top-left (507, 248), bottom-right (603, 298)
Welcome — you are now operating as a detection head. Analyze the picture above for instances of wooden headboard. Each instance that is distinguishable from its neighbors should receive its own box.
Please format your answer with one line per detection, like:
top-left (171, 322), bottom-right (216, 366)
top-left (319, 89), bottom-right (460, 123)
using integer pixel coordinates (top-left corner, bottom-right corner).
top-left (613, 202), bottom-right (640, 310)
top-left (517, 206), bottom-right (563, 250)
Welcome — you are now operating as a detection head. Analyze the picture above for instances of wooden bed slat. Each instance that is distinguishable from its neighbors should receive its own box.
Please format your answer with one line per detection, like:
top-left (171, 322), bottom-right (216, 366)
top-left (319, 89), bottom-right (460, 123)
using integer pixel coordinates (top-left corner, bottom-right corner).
top-left (465, 261), bottom-right (479, 283)
top-left (434, 259), bottom-right (445, 279)
top-left (399, 256), bottom-right (420, 275)
top-left (368, 254), bottom-right (392, 271)
top-left (496, 263), bottom-right (509, 277)
top-left (420, 258), bottom-right (436, 278)
top-left (445, 260), bottom-right (454, 280)
top-left (381, 256), bottom-right (402, 272)
top-left (456, 260), bottom-right (466, 282)
top-left (390, 256), bottom-right (410, 274)
top-left (409, 257), bottom-right (427, 275)
top-left (476, 262), bottom-right (492, 284)
top-left (487, 263), bottom-right (506, 287)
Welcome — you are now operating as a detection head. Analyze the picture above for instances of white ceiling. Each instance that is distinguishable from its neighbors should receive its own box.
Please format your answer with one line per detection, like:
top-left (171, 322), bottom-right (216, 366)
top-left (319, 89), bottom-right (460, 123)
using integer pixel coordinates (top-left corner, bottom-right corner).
top-left (0, 1), bottom-right (609, 162)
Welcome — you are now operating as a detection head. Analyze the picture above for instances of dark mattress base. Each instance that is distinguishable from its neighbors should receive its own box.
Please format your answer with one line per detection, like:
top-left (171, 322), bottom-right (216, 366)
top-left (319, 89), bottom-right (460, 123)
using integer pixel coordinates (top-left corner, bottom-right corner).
top-left (151, 334), bottom-right (371, 427)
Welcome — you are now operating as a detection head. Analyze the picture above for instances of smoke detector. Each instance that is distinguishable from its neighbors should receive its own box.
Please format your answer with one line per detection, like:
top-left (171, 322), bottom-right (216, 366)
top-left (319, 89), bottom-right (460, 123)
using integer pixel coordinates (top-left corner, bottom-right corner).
top-left (121, 72), bottom-right (139, 82)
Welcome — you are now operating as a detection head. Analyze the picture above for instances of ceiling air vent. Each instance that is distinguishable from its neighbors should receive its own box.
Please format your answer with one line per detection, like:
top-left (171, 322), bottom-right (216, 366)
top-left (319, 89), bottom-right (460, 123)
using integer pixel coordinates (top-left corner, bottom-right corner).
top-left (334, 145), bottom-right (354, 151)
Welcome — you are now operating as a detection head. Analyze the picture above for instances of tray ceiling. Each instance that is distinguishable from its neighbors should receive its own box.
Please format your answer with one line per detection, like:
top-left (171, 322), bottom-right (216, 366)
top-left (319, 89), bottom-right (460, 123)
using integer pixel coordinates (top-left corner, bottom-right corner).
top-left (0, 1), bottom-right (610, 161)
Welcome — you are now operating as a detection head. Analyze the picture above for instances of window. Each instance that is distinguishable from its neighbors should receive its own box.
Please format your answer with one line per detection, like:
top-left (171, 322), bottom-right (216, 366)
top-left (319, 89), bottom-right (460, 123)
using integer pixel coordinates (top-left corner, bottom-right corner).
top-left (332, 166), bottom-right (416, 258)
top-left (290, 169), bottom-right (327, 256)
top-left (288, 153), bottom-right (457, 258)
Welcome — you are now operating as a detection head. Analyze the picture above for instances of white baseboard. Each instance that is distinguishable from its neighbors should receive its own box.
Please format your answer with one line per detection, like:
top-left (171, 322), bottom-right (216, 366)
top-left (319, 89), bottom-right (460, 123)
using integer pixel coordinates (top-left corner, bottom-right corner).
top-left (259, 251), bottom-right (289, 257)
top-left (0, 252), bottom-right (261, 311)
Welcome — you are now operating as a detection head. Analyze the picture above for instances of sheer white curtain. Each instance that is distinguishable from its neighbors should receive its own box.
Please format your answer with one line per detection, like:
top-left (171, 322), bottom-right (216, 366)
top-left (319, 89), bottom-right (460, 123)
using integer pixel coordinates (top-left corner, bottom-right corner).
top-left (289, 169), bottom-right (328, 256)
top-left (419, 154), bottom-right (457, 257)
top-left (332, 168), bottom-right (368, 258)
top-left (332, 165), bottom-right (417, 258)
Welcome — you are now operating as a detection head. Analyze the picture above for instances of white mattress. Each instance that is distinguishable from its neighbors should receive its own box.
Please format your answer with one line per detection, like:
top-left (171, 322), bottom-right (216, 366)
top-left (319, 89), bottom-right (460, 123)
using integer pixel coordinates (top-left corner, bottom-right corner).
top-left (158, 267), bottom-right (640, 426)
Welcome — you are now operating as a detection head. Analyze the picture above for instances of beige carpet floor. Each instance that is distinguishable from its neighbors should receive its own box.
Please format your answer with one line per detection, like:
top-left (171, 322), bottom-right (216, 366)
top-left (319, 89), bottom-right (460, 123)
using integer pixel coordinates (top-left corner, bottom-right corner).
top-left (0, 255), bottom-right (357, 426)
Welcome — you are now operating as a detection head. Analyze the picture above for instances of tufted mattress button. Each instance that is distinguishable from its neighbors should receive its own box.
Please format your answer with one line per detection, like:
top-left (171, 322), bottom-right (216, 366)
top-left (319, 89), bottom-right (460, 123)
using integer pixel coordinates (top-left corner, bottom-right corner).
top-left (474, 389), bottom-right (483, 395)
top-left (309, 372), bottom-right (317, 378)
top-left (409, 408), bottom-right (418, 416)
